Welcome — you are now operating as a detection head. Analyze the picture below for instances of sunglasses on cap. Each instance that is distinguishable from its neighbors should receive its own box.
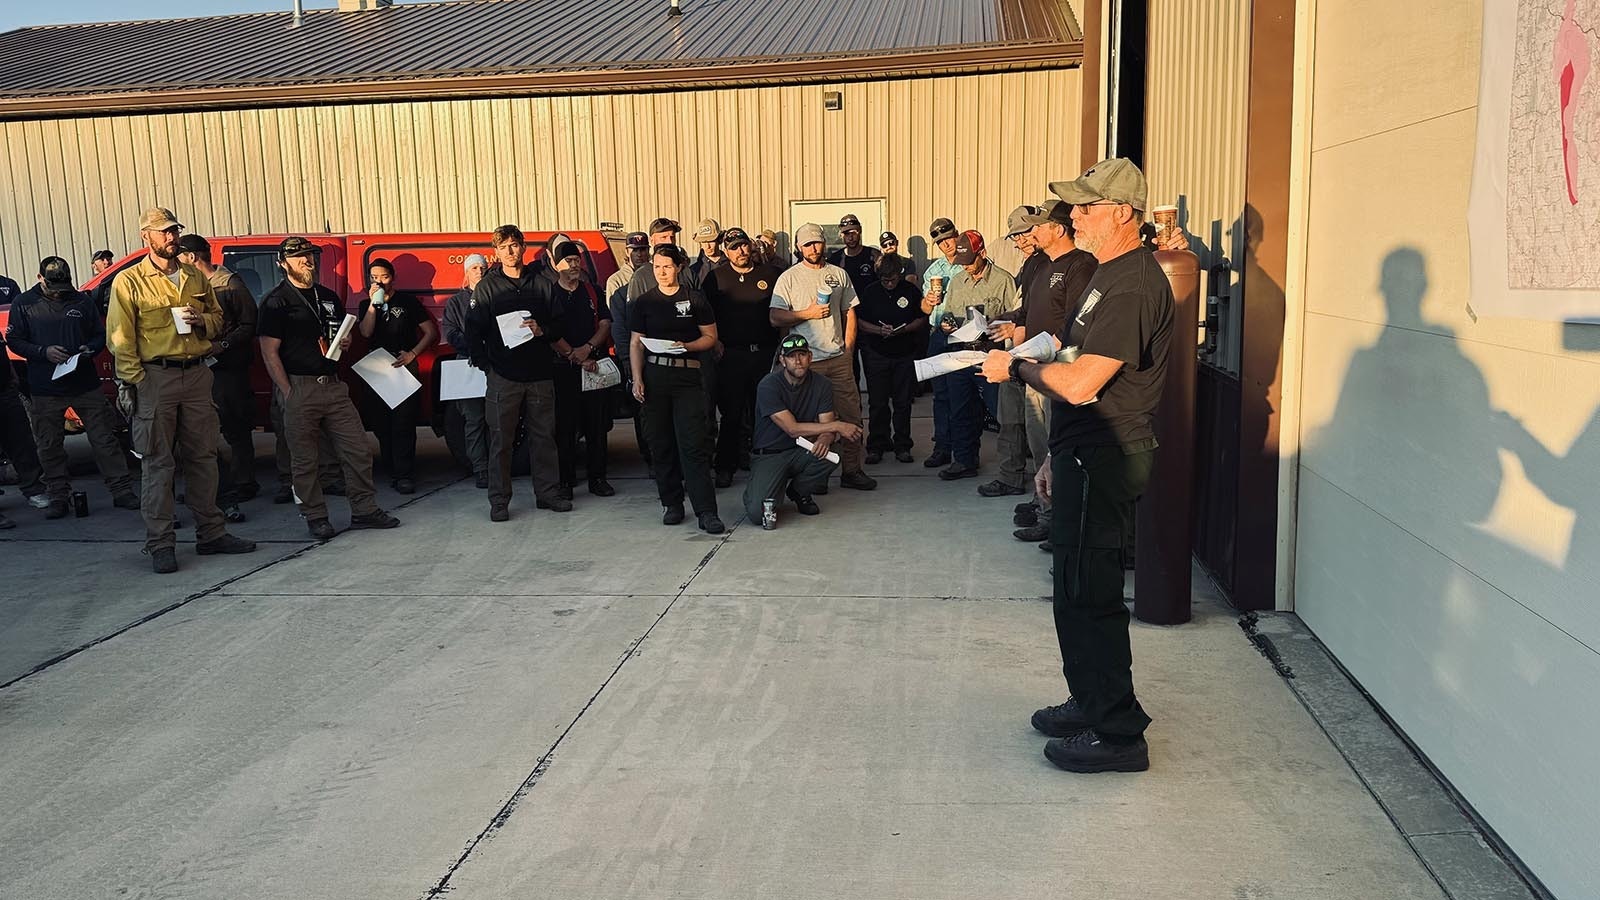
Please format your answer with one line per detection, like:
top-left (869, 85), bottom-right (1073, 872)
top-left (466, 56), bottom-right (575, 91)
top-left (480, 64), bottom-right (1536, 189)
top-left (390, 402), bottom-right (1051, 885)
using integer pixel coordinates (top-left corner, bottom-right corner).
top-left (779, 336), bottom-right (811, 353)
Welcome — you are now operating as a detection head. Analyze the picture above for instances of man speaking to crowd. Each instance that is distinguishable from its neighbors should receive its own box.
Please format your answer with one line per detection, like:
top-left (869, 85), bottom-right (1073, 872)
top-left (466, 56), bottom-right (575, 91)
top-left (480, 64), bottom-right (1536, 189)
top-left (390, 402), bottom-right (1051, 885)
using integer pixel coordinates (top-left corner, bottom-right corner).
top-left (982, 159), bottom-right (1173, 775)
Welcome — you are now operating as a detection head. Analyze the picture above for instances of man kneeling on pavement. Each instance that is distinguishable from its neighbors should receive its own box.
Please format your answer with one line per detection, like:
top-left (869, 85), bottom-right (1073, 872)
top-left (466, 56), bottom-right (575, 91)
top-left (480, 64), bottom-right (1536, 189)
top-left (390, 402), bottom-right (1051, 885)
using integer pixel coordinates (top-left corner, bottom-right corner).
top-left (743, 335), bottom-right (862, 525)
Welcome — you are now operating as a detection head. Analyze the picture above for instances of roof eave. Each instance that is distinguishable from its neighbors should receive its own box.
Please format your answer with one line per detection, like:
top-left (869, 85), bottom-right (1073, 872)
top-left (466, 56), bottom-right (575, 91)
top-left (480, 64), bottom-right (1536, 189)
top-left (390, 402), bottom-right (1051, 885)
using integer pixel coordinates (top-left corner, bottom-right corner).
top-left (0, 41), bottom-right (1082, 120)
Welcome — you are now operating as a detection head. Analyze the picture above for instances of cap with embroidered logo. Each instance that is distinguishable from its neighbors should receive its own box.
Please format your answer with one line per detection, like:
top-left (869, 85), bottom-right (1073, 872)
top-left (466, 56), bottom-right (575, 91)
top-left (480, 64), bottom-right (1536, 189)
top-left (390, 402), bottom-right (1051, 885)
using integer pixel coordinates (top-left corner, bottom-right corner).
top-left (39, 256), bottom-right (74, 292)
top-left (1049, 157), bottom-right (1149, 212)
top-left (138, 207), bottom-right (183, 232)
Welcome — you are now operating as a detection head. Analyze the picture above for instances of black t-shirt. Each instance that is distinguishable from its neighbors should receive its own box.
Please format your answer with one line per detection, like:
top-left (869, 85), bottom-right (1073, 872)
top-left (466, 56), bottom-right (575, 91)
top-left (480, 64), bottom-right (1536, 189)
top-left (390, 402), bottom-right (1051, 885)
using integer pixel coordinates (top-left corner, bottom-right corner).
top-left (855, 279), bottom-right (926, 358)
top-left (1023, 249), bottom-right (1098, 344)
top-left (552, 279), bottom-right (605, 348)
top-left (827, 247), bottom-right (882, 292)
top-left (357, 291), bottom-right (432, 358)
top-left (628, 287), bottom-right (715, 346)
top-left (702, 264), bottom-right (780, 347)
top-left (753, 369), bottom-right (835, 452)
top-left (1016, 251), bottom-right (1044, 292)
top-left (258, 281), bottom-right (343, 376)
top-left (1048, 247), bottom-right (1173, 450)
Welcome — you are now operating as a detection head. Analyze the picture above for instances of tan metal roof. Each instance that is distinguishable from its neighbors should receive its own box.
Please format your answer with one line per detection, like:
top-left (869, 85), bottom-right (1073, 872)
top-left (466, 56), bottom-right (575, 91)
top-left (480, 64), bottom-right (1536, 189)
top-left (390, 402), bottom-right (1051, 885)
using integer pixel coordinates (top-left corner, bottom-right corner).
top-left (0, 0), bottom-right (1081, 117)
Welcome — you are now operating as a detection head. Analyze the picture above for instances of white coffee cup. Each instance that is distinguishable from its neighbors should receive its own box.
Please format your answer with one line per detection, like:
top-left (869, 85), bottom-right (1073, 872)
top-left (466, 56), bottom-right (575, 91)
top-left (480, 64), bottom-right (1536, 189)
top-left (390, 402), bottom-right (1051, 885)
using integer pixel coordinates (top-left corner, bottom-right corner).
top-left (171, 307), bottom-right (193, 334)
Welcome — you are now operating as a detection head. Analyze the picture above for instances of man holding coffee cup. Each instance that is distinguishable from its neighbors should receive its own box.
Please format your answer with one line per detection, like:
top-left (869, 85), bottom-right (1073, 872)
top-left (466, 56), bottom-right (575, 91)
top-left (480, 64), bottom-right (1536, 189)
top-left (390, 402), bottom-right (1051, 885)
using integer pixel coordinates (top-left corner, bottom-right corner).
top-left (107, 207), bottom-right (257, 573)
top-left (769, 223), bottom-right (875, 491)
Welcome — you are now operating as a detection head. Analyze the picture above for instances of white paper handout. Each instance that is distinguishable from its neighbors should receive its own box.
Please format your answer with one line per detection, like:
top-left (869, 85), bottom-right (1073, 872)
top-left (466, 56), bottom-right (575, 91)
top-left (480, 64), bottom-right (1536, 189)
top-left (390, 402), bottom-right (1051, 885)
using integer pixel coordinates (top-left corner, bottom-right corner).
top-left (324, 314), bottom-right (358, 361)
top-left (51, 353), bottom-right (84, 380)
top-left (949, 309), bottom-right (988, 343)
top-left (1010, 331), bottom-right (1062, 363)
top-left (351, 348), bottom-right (422, 409)
top-left (438, 358), bottom-right (487, 400)
top-left (640, 337), bottom-right (685, 355)
top-left (581, 357), bottom-right (622, 392)
top-left (795, 436), bottom-right (841, 465)
top-left (497, 310), bottom-right (534, 349)
top-left (913, 350), bottom-right (989, 382)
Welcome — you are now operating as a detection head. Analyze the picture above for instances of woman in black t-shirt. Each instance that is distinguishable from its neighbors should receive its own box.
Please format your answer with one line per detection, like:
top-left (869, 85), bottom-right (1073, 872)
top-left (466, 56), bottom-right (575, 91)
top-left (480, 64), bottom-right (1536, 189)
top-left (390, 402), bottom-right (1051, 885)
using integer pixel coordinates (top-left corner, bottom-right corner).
top-left (628, 246), bottom-right (724, 533)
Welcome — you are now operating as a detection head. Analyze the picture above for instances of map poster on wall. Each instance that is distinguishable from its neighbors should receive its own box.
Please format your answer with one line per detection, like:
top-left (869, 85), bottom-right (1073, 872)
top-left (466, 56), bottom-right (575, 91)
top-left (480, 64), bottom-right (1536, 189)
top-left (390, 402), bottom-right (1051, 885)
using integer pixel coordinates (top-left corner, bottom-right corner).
top-left (1469, 0), bottom-right (1600, 322)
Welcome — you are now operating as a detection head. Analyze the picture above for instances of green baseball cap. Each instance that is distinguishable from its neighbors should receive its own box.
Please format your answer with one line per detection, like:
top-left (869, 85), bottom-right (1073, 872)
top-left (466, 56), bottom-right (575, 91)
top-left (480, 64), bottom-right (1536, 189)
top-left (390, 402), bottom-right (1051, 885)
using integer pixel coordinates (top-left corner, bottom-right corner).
top-left (1049, 158), bottom-right (1148, 212)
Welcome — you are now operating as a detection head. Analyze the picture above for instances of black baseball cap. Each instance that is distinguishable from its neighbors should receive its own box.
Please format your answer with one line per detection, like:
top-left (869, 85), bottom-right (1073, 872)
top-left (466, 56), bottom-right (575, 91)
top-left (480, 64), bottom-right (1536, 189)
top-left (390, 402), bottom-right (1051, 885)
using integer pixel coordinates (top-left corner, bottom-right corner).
top-left (647, 217), bottom-right (681, 236)
top-left (879, 231), bottom-right (898, 247)
top-left (91, 249), bottom-right (114, 263)
top-left (722, 227), bottom-right (752, 248)
top-left (176, 234), bottom-right (211, 256)
top-left (550, 240), bottom-right (582, 263)
top-left (39, 256), bottom-right (74, 291)
top-left (929, 217), bottom-right (957, 242)
top-left (625, 231), bottom-right (649, 250)
top-left (278, 236), bottom-right (322, 258)
top-left (839, 214), bottom-right (862, 232)
top-left (779, 334), bottom-right (812, 356)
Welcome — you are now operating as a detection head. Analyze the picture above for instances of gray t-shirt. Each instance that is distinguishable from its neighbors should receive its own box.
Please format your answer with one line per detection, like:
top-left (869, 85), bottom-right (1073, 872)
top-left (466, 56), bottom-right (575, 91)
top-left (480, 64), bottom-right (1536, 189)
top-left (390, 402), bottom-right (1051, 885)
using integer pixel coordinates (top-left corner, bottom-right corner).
top-left (753, 369), bottom-right (835, 452)
top-left (769, 262), bottom-right (859, 361)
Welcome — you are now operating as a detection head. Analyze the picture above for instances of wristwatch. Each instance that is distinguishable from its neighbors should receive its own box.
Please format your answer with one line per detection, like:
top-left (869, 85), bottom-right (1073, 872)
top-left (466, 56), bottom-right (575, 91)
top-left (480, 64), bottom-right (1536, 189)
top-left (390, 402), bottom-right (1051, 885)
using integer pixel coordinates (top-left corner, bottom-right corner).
top-left (1008, 357), bottom-right (1027, 384)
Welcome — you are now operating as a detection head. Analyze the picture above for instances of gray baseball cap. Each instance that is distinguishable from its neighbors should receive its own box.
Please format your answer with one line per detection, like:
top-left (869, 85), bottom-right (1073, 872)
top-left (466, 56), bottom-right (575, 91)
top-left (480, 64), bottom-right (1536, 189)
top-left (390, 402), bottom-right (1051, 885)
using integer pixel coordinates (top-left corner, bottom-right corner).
top-left (1005, 205), bottom-right (1035, 238)
top-left (1049, 158), bottom-right (1149, 212)
top-left (795, 223), bottom-right (825, 246)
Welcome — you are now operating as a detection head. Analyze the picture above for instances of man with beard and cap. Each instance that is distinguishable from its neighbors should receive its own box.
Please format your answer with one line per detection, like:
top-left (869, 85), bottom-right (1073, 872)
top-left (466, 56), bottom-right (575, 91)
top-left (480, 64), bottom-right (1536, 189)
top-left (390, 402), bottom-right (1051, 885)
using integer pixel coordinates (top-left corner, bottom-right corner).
top-left (258, 236), bottom-right (403, 542)
top-left (918, 216), bottom-right (964, 469)
top-left (702, 226), bottom-right (781, 487)
top-left (743, 334), bottom-right (863, 526)
top-left (548, 238), bottom-right (615, 498)
top-left (827, 214), bottom-right (881, 293)
top-left (107, 207), bottom-right (257, 573)
top-left (878, 231), bottom-right (919, 286)
top-left (442, 253), bottom-right (491, 487)
top-left (769, 223), bottom-right (875, 491)
top-left (989, 200), bottom-right (1098, 543)
top-left (980, 158), bottom-right (1172, 774)
top-left (176, 233), bottom-right (258, 517)
top-left (935, 230), bottom-right (1019, 483)
top-left (5, 256), bottom-right (138, 518)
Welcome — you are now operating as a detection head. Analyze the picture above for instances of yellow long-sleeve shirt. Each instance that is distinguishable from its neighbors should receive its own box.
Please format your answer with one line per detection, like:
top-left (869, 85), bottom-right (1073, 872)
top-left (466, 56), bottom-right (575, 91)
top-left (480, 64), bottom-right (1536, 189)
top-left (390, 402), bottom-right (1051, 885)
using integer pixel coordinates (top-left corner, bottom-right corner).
top-left (106, 255), bottom-right (224, 384)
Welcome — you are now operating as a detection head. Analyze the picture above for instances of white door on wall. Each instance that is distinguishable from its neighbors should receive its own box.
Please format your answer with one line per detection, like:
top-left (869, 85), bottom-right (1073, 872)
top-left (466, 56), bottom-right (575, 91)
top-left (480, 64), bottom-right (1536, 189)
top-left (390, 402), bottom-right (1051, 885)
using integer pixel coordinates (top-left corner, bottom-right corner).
top-left (787, 199), bottom-right (886, 257)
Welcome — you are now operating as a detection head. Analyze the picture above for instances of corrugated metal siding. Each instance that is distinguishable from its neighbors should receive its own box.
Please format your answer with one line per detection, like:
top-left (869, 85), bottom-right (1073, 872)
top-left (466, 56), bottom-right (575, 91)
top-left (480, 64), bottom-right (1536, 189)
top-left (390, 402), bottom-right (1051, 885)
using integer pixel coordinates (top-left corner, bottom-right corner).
top-left (1142, 0), bottom-right (1252, 371)
top-left (0, 0), bottom-right (1075, 98)
top-left (0, 69), bottom-right (1080, 283)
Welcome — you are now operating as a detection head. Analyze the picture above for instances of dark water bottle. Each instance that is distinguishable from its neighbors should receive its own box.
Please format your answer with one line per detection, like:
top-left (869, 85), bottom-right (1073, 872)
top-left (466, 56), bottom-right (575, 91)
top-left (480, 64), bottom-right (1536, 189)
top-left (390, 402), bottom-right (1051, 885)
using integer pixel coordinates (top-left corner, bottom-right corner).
top-left (72, 491), bottom-right (89, 517)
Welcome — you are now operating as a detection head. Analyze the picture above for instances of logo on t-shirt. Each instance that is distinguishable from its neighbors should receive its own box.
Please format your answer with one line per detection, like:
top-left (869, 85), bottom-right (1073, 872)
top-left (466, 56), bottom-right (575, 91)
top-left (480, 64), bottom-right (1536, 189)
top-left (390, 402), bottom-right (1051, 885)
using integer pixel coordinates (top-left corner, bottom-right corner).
top-left (824, 273), bottom-right (841, 289)
top-left (675, 299), bottom-right (691, 317)
top-left (1075, 289), bottom-right (1102, 325)
top-left (757, 280), bottom-right (769, 291)
top-left (66, 308), bottom-right (83, 318)
top-left (1050, 273), bottom-right (1065, 289)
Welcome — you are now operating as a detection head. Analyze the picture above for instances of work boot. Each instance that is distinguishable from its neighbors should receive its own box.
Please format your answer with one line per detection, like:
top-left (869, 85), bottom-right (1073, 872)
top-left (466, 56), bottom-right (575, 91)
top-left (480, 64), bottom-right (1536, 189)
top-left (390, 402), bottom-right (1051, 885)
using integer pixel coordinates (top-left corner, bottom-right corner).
top-left (894, 450), bottom-right (914, 463)
top-left (489, 504), bottom-right (509, 523)
top-left (923, 450), bottom-right (952, 468)
top-left (1032, 698), bottom-right (1091, 738)
top-left (150, 547), bottom-right (178, 574)
top-left (1014, 524), bottom-right (1050, 542)
top-left (393, 477), bottom-right (416, 495)
top-left (273, 483), bottom-right (295, 504)
top-left (307, 518), bottom-right (336, 540)
top-left (46, 498), bottom-right (70, 519)
top-left (938, 463), bottom-right (978, 481)
top-left (555, 483), bottom-right (574, 501)
top-left (785, 486), bottom-right (820, 516)
top-left (350, 510), bottom-right (401, 529)
top-left (588, 479), bottom-right (615, 497)
top-left (839, 470), bottom-right (877, 491)
top-left (235, 482), bottom-right (260, 501)
top-left (1014, 503), bottom-right (1039, 527)
top-left (113, 492), bottom-right (141, 510)
top-left (978, 479), bottom-right (1025, 497)
top-left (662, 503), bottom-right (685, 526)
top-left (196, 533), bottom-right (258, 555)
top-left (1043, 730), bottom-right (1150, 774)
top-left (537, 496), bottom-right (574, 512)
top-left (865, 450), bottom-right (883, 465)
top-left (698, 512), bottom-right (725, 534)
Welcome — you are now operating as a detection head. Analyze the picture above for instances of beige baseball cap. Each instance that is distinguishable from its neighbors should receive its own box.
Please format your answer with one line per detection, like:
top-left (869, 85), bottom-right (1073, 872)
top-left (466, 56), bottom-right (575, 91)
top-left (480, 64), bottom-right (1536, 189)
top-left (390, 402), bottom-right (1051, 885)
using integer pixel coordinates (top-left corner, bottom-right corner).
top-left (138, 207), bottom-right (183, 231)
top-left (1049, 158), bottom-right (1149, 212)
top-left (692, 218), bottom-right (722, 242)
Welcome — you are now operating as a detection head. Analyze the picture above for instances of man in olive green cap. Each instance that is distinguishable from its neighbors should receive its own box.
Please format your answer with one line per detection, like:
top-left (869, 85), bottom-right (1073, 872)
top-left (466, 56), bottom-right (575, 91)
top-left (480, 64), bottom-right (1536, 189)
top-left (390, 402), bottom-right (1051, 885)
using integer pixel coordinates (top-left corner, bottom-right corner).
top-left (980, 158), bottom-right (1172, 774)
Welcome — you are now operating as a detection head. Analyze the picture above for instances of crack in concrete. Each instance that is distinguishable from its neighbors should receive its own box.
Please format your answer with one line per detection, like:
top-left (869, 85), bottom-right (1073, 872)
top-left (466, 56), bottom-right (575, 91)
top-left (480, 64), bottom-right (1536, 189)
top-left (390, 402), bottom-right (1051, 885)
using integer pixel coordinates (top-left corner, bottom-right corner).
top-left (418, 516), bottom-right (743, 899)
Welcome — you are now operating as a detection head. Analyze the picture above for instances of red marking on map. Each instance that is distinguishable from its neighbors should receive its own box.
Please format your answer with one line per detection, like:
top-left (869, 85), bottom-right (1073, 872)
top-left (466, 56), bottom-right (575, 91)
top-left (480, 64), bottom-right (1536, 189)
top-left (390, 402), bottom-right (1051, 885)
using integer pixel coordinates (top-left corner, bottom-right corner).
top-left (1555, 0), bottom-right (1590, 205)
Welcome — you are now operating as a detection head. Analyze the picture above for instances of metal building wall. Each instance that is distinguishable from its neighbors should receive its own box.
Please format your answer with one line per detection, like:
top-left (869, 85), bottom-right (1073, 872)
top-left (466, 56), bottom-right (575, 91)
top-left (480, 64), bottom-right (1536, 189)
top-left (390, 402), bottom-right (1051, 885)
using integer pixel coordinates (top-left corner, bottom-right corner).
top-left (1141, 0), bottom-right (1251, 372)
top-left (0, 68), bottom-right (1080, 282)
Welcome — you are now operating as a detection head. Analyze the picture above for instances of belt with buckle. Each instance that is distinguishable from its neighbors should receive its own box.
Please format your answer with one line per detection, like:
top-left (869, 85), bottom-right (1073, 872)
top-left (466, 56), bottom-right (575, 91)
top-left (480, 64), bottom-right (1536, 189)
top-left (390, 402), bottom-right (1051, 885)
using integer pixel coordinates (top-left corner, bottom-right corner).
top-left (291, 373), bottom-right (336, 385)
top-left (647, 355), bottom-right (701, 369)
top-left (146, 357), bottom-right (205, 370)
